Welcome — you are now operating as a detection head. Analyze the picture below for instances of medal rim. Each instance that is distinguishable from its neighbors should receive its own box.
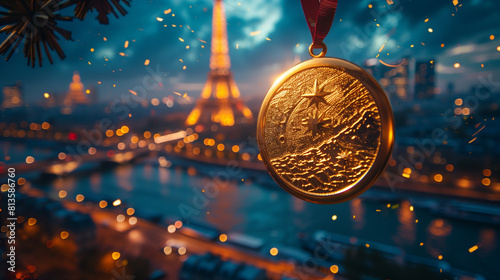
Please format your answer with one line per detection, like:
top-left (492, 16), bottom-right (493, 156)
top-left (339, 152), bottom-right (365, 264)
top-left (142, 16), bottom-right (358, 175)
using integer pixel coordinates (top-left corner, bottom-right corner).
top-left (257, 57), bottom-right (395, 204)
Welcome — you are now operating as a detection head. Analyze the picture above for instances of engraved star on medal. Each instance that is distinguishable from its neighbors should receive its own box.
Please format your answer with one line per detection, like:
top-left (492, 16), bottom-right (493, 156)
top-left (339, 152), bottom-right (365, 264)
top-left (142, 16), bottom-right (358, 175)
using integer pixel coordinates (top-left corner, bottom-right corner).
top-left (301, 79), bottom-right (332, 109)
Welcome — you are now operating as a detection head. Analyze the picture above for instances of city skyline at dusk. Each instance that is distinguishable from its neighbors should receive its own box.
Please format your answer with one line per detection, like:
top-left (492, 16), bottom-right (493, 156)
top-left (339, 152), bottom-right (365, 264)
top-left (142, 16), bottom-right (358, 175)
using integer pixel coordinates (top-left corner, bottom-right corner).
top-left (1, 0), bottom-right (499, 103)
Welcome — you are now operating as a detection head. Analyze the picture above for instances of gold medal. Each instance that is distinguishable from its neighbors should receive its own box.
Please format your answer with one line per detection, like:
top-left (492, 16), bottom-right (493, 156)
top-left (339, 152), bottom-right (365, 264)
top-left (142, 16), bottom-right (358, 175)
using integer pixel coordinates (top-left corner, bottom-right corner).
top-left (257, 43), bottom-right (394, 204)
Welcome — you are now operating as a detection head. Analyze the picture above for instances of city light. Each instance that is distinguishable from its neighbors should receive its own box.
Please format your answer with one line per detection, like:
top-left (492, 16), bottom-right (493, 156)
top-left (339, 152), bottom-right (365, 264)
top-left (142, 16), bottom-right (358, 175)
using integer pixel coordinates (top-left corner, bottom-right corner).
top-left (270, 247), bottom-right (279, 256)
top-left (434, 174), bottom-right (443, 183)
top-left (219, 234), bottom-right (228, 242)
top-left (60, 231), bottom-right (69, 240)
top-left (99, 200), bottom-right (108, 208)
top-left (330, 265), bottom-right (339, 274)
top-left (167, 225), bottom-right (176, 233)
top-left (26, 156), bottom-right (35, 164)
top-left (28, 218), bottom-right (37, 226)
top-left (163, 246), bottom-right (172, 255)
top-left (117, 214), bottom-right (126, 223)
top-left (112, 252), bottom-right (121, 260)
top-left (59, 190), bottom-right (67, 198)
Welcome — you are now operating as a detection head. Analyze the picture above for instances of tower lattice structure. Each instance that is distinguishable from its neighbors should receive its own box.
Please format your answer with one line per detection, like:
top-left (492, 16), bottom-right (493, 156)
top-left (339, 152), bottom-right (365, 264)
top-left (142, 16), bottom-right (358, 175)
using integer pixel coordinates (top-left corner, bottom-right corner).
top-left (186, 0), bottom-right (253, 127)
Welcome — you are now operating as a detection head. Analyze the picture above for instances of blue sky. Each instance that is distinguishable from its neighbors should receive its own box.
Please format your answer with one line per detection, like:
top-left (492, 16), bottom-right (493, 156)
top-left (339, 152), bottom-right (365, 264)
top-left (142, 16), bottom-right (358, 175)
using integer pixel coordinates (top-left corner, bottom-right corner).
top-left (1, 0), bottom-right (499, 103)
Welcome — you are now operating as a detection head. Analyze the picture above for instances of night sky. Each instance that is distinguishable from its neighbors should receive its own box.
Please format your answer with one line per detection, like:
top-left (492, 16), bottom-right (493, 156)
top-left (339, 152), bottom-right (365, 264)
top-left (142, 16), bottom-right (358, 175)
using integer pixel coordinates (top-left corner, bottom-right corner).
top-left (1, 0), bottom-right (499, 103)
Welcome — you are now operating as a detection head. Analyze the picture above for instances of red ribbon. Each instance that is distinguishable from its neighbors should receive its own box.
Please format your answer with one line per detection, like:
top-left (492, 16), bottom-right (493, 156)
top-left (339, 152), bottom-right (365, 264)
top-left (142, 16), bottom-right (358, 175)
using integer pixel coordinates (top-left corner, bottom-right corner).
top-left (300, 0), bottom-right (338, 45)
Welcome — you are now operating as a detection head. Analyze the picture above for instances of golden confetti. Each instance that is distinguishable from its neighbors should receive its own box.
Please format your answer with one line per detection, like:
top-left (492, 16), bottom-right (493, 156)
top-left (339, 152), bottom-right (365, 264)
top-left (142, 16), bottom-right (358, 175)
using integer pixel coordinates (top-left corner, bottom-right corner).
top-left (157, 17), bottom-right (164, 22)
top-left (410, 44), bottom-right (414, 48)
top-left (250, 30), bottom-right (261, 36)
top-left (368, 4), bottom-right (373, 8)
top-left (119, 52), bottom-right (126, 56)
top-left (386, 0), bottom-right (393, 4)
top-left (434, 174), bottom-right (443, 182)
top-left (330, 265), bottom-right (339, 274)
top-left (425, 18), bottom-right (429, 22)
top-left (490, 35), bottom-right (495, 40)
top-left (497, 46), bottom-right (500, 51)
top-left (454, 63), bottom-right (461, 68)
top-left (441, 43), bottom-right (445, 47)
top-left (103, 37), bottom-right (107, 41)
top-left (164, 9), bottom-right (171, 14)
top-left (186, 45), bottom-right (190, 49)
top-left (236, 44), bottom-right (239, 49)
top-left (266, 38), bottom-right (271, 41)
top-left (378, 43), bottom-right (386, 53)
top-left (129, 90), bottom-right (138, 96)
top-left (90, 48), bottom-right (94, 52)
top-left (198, 38), bottom-right (207, 43)
top-left (183, 66), bottom-right (187, 70)
top-left (179, 59), bottom-right (184, 63)
top-left (124, 41), bottom-right (129, 48)
top-left (270, 247), bottom-right (278, 256)
top-left (174, 91), bottom-right (182, 96)
top-left (428, 28), bottom-right (433, 33)
top-left (144, 59), bottom-right (150, 65)
top-left (468, 137), bottom-right (477, 144)
top-left (179, 38), bottom-right (184, 42)
top-left (452, 0), bottom-right (459, 6)
top-left (468, 245), bottom-right (479, 253)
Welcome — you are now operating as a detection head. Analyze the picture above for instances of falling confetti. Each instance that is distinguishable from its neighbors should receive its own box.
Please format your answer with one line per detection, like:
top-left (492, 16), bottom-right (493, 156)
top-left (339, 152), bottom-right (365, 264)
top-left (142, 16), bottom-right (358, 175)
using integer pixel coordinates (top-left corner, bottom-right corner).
top-left (164, 9), bottom-right (171, 14)
top-left (378, 43), bottom-right (386, 53)
top-left (250, 30), bottom-right (261, 36)
top-left (468, 245), bottom-right (479, 253)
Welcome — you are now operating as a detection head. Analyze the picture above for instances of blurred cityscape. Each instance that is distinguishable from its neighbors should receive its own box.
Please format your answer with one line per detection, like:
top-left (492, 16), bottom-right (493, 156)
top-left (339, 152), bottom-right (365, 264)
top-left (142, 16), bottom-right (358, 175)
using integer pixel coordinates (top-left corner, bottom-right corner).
top-left (1, 0), bottom-right (500, 280)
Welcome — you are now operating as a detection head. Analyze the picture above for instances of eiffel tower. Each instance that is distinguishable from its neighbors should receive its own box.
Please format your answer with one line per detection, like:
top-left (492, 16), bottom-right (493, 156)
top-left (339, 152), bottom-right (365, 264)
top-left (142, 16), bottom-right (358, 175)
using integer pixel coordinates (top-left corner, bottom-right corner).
top-left (185, 0), bottom-right (253, 127)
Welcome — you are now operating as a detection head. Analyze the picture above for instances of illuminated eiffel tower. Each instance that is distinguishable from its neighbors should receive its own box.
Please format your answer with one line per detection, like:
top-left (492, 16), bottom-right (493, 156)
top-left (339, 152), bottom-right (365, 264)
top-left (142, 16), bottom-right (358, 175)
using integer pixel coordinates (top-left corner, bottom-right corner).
top-left (186, 0), bottom-right (253, 127)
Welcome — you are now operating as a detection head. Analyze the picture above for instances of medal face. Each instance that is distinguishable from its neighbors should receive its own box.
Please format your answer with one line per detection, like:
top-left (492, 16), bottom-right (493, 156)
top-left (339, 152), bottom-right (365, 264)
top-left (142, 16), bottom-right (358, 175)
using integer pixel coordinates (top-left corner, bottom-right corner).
top-left (257, 57), bottom-right (394, 204)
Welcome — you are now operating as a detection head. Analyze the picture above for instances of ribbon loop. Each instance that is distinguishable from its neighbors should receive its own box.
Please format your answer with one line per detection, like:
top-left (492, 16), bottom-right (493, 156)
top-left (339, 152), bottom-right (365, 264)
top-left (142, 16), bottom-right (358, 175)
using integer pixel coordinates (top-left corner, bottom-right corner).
top-left (300, 0), bottom-right (338, 45)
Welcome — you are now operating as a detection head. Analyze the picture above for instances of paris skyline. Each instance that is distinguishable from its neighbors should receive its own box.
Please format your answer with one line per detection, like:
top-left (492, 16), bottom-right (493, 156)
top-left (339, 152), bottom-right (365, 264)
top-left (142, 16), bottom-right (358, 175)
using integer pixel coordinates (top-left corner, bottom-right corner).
top-left (1, 0), bottom-right (499, 103)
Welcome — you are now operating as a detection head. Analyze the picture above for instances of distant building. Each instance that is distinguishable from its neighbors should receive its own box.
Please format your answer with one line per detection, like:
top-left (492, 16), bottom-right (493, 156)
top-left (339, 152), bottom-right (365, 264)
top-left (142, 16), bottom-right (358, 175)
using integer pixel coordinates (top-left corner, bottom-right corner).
top-left (2, 81), bottom-right (23, 108)
top-left (364, 58), bottom-right (409, 101)
top-left (414, 60), bottom-right (436, 99)
top-left (64, 72), bottom-right (89, 106)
